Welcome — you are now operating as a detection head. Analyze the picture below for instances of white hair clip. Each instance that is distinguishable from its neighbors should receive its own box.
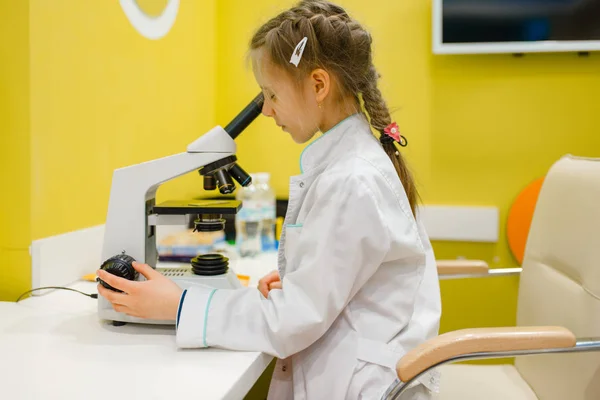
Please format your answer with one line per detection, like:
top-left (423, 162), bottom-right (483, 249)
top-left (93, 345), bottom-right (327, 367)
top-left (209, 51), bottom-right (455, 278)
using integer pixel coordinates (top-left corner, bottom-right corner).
top-left (290, 37), bottom-right (308, 67)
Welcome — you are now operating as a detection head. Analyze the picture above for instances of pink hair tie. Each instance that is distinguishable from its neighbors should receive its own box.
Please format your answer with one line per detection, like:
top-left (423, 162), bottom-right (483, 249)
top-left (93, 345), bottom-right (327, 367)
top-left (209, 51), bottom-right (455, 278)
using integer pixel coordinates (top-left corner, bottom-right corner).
top-left (381, 122), bottom-right (408, 147)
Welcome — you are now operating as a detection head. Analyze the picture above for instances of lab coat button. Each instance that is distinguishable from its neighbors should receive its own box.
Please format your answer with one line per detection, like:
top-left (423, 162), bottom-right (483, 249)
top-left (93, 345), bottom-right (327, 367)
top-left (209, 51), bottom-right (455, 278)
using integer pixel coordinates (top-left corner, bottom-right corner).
top-left (299, 182), bottom-right (304, 188)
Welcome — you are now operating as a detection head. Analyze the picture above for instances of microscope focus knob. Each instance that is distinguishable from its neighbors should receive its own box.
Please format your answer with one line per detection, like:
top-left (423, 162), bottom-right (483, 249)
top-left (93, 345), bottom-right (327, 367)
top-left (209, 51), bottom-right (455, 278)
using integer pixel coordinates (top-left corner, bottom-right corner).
top-left (98, 253), bottom-right (138, 292)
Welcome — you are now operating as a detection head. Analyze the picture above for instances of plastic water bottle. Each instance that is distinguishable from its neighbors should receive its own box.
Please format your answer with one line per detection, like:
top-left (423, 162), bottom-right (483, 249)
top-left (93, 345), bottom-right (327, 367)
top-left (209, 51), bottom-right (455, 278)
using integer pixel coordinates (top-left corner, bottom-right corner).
top-left (254, 173), bottom-right (277, 252)
top-left (235, 173), bottom-right (277, 257)
top-left (235, 177), bottom-right (263, 257)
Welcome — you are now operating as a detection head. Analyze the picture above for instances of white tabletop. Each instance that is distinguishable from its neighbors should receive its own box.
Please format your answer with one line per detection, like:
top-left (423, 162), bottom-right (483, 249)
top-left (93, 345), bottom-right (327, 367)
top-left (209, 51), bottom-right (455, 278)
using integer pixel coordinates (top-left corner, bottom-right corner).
top-left (0, 252), bottom-right (278, 400)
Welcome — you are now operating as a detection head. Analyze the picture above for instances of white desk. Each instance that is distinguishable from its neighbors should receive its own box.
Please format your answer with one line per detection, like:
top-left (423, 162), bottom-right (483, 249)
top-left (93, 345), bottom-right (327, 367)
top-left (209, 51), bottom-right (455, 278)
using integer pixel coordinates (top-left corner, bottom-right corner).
top-left (0, 252), bottom-right (278, 400)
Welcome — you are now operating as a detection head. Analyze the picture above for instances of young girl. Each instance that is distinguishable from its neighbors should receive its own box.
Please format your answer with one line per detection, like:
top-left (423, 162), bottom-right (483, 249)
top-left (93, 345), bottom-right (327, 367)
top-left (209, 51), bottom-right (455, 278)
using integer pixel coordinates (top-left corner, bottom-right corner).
top-left (97, 1), bottom-right (441, 398)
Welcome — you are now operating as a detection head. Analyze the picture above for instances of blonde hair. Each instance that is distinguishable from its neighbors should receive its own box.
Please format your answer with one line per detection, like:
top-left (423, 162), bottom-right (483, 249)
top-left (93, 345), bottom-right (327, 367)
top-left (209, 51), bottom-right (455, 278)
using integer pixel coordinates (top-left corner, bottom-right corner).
top-left (250, 0), bottom-right (419, 216)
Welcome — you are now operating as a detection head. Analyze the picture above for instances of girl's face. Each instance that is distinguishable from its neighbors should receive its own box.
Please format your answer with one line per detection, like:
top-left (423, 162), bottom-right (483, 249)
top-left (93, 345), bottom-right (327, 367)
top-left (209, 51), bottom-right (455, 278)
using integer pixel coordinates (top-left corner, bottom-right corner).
top-left (251, 49), bottom-right (322, 144)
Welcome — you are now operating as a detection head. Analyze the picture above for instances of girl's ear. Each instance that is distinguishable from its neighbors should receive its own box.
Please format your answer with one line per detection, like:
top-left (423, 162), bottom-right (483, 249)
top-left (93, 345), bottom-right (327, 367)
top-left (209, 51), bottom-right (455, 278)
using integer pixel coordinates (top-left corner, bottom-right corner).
top-left (311, 68), bottom-right (330, 104)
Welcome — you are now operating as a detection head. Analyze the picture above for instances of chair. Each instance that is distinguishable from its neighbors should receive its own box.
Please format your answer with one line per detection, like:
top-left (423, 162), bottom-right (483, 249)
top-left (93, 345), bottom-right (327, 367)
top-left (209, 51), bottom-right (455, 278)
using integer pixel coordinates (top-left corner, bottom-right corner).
top-left (385, 155), bottom-right (600, 400)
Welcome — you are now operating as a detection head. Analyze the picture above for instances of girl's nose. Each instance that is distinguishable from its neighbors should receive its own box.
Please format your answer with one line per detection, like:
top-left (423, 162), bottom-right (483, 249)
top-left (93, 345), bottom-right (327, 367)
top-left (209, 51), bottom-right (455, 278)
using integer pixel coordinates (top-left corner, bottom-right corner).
top-left (262, 101), bottom-right (274, 118)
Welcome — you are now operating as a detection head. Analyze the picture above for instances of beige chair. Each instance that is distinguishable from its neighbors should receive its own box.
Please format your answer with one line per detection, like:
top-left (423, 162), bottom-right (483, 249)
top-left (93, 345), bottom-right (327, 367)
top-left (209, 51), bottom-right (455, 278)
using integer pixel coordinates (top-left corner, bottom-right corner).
top-left (384, 155), bottom-right (600, 400)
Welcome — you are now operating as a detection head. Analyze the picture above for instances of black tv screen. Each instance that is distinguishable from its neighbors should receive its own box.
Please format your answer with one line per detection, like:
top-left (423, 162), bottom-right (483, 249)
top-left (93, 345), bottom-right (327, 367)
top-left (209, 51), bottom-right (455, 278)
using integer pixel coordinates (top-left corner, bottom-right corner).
top-left (435, 0), bottom-right (600, 53)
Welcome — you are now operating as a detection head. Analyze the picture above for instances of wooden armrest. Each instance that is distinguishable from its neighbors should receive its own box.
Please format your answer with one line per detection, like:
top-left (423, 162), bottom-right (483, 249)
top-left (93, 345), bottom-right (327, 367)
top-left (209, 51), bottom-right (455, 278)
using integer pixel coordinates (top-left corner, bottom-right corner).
top-left (436, 259), bottom-right (489, 275)
top-left (397, 326), bottom-right (576, 382)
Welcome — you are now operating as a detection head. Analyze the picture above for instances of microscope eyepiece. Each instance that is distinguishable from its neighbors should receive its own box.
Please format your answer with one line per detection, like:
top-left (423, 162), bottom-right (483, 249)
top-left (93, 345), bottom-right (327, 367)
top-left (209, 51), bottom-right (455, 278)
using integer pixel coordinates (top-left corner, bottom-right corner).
top-left (224, 92), bottom-right (264, 140)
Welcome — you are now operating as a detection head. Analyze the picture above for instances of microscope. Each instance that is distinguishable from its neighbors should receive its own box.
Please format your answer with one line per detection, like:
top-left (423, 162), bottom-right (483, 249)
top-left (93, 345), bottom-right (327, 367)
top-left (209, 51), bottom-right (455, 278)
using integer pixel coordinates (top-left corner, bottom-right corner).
top-left (97, 93), bottom-right (264, 326)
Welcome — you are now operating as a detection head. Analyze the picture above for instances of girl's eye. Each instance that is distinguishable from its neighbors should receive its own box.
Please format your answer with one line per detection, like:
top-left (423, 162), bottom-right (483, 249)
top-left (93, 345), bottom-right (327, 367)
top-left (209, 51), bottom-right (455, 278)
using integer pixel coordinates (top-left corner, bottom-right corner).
top-left (270, 94), bottom-right (276, 101)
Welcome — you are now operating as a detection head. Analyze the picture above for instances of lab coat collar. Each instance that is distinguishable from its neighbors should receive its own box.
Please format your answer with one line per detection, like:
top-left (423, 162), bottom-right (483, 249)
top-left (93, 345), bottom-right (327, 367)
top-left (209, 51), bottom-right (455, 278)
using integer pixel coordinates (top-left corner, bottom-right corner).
top-left (299, 113), bottom-right (370, 174)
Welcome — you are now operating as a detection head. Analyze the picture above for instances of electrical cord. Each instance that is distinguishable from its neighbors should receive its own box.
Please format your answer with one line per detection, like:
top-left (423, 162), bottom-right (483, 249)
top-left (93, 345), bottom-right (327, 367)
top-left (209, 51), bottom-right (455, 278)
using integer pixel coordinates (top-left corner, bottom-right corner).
top-left (16, 286), bottom-right (98, 303)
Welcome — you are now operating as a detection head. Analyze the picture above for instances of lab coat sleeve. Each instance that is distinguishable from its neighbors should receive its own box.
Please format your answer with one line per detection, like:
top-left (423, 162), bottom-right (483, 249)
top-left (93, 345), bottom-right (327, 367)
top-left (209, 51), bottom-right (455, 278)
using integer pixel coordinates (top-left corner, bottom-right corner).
top-left (176, 170), bottom-right (396, 358)
top-left (176, 287), bottom-right (217, 347)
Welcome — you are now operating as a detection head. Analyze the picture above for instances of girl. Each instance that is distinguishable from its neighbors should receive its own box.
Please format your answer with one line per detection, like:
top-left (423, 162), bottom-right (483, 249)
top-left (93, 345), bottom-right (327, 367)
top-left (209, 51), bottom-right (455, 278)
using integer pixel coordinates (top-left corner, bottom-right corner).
top-left (97, 1), bottom-right (442, 398)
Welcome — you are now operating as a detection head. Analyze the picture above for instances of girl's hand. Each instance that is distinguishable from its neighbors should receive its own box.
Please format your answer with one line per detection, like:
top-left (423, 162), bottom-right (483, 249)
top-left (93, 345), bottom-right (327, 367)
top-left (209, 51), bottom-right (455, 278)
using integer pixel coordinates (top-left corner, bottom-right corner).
top-left (97, 262), bottom-right (183, 321)
top-left (258, 270), bottom-right (281, 298)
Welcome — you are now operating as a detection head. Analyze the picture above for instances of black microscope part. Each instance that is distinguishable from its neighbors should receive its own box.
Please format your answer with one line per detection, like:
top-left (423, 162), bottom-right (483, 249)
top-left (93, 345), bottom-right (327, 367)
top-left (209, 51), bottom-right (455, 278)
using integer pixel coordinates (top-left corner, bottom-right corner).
top-left (203, 174), bottom-right (216, 191)
top-left (199, 155), bottom-right (237, 176)
top-left (193, 220), bottom-right (226, 232)
top-left (229, 163), bottom-right (252, 187)
top-left (214, 169), bottom-right (235, 195)
top-left (98, 253), bottom-right (137, 292)
top-left (191, 254), bottom-right (229, 276)
top-left (224, 92), bottom-right (264, 140)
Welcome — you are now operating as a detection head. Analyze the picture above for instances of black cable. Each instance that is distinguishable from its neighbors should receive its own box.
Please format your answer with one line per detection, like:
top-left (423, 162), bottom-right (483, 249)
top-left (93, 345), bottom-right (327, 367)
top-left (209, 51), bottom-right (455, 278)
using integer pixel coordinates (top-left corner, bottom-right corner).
top-left (16, 286), bottom-right (98, 302)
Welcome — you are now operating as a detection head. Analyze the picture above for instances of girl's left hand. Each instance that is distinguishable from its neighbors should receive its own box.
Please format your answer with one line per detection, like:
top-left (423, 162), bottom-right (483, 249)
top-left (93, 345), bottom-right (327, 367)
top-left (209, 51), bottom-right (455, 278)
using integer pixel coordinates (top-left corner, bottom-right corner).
top-left (97, 262), bottom-right (183, 321)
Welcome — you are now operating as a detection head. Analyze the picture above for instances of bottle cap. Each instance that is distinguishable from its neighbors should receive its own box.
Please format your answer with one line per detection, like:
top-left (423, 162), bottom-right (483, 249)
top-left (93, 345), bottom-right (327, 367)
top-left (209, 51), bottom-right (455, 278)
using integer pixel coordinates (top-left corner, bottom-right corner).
top-left (251, 172), bottom-right (270, 184)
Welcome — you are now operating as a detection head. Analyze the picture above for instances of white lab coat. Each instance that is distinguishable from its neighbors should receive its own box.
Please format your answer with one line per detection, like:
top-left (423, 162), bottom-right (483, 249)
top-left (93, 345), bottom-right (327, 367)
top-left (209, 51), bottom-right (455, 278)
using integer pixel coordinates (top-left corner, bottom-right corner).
top-left (176, 113), bottom-right (442, 399)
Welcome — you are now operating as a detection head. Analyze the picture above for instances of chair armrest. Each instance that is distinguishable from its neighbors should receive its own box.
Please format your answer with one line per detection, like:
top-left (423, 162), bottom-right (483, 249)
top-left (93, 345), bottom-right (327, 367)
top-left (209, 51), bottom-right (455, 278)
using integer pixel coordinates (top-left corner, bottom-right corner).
top-left (436, 259), bottom-right (489, 275)
top-left (397, 326), bottom-right (576, 383)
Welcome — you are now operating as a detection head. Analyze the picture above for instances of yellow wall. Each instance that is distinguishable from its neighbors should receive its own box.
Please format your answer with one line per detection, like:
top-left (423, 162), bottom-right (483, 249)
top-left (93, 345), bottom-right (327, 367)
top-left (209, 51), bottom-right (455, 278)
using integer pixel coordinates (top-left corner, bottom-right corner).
top-left (0, 0), bottom-right (217, 300)
top-left (0, 0), bottom-right (31, 301)
top-left (29, 0), bottom-right (218, 241)
top-left (215, 0), bottom-right (600, 336)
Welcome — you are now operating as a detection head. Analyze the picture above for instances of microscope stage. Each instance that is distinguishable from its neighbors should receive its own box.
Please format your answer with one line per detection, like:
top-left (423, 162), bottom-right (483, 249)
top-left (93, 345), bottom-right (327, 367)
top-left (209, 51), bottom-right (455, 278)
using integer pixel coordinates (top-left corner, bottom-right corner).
top-left (153, 199), bottom-right (241, 215)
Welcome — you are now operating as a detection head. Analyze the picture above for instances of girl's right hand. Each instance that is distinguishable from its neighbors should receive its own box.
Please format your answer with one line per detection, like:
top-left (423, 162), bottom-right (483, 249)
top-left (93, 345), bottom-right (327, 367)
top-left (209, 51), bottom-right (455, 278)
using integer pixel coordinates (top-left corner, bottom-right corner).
top-left (258, 270), bottom-right (281, 298)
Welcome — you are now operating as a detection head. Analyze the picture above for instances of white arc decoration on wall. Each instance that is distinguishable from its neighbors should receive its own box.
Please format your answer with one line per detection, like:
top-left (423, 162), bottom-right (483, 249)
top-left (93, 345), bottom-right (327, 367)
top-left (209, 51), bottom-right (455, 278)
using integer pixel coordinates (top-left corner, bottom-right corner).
top-left (120, 0), bottom-right (179, 40)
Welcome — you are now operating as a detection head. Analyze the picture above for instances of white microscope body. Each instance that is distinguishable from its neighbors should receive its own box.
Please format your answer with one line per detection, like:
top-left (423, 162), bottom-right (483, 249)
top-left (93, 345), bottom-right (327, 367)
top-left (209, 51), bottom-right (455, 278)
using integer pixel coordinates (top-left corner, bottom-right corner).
top-left (98, 94), bottom-right (263, 326)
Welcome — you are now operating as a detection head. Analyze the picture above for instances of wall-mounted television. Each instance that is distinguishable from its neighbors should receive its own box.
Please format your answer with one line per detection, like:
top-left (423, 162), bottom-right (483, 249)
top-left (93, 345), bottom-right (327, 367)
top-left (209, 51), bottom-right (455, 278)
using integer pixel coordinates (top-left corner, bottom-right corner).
top-left (433, 0), bottom-right (600, 54)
